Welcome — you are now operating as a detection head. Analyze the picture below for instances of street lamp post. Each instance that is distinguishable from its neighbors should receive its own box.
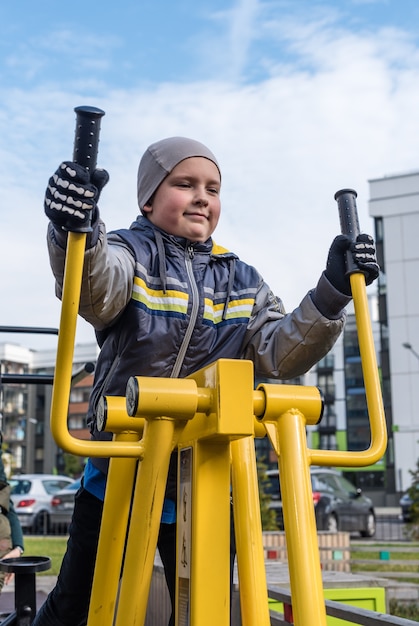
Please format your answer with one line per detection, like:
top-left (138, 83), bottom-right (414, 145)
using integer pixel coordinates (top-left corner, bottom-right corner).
top-left (403, 342), bottom-right (419, 363)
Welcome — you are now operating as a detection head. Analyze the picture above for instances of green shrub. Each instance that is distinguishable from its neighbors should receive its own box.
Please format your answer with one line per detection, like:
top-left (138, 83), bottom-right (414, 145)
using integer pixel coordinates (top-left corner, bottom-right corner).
top-left (257, 457), bottom-right (278, 531)
top-left (404, 459), bottom-right (419, 540)
top-left (390, 599), bottom-right (419, 621)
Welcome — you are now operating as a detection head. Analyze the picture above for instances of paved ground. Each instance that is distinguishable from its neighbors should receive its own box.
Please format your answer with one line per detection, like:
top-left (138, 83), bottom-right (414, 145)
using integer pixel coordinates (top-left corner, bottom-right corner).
top-left (376, 507), bottom-right (401, 516)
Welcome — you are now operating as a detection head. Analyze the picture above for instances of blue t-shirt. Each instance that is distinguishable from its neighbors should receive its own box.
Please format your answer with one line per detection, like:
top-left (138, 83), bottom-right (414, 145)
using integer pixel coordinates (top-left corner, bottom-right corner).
top-left (83, 458), bottom-right (107, 500)
top-left (83, 458), bottom-right (176, 523)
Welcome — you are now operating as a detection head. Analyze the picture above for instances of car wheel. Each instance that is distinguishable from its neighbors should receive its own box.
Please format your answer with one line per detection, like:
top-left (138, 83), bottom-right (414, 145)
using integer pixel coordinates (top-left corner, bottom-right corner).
top-left (33, 511), bottom-right (50, 535)
top-left (360, 511), bottom-right (376, 538)
top-left (325, 513), bottom-right (338, 533)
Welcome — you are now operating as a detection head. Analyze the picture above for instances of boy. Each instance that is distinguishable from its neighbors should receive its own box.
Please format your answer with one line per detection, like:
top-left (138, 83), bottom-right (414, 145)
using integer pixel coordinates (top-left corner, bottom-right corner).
top-left (34, 137), bottom-right (378, 626)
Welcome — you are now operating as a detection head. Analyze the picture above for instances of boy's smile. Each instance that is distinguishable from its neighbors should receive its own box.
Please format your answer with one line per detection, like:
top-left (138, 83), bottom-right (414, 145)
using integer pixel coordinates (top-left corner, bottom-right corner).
top-left (142, 157), bottom-right (221, 242)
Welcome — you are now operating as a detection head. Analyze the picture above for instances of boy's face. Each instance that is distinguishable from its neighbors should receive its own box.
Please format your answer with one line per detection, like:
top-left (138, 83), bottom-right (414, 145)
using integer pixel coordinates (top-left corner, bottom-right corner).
top-left (143, 157), bottom-right (221, 242)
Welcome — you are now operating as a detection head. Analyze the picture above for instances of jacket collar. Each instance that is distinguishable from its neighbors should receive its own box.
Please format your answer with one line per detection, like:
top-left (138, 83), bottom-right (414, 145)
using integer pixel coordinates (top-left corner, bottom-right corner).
top-left (130, 215), bottom-right (236, 259)
top-left (130, 216), bottom-right (237, 317)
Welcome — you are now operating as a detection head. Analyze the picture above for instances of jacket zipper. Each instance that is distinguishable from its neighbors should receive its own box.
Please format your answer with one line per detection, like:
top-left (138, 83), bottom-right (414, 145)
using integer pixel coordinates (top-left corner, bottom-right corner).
top-left (170, 244), bottom-right (199, 378)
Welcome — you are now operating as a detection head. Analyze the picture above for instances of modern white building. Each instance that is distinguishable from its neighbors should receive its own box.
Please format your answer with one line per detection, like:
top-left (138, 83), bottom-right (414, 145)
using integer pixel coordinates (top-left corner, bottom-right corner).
top-left (369, 170), bottom-right (419, 493)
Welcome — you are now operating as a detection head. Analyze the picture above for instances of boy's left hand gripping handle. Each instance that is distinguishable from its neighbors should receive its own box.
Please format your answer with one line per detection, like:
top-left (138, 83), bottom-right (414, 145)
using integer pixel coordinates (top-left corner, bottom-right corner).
top-left (73, 105), bottom-right (105, 171)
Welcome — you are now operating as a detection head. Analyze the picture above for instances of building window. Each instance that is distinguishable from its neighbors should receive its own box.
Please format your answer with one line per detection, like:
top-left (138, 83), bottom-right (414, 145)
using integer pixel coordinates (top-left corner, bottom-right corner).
top-left (68, 414), bottom-right (86, 430)
top-left (70, 388), bottom-right (91, 403)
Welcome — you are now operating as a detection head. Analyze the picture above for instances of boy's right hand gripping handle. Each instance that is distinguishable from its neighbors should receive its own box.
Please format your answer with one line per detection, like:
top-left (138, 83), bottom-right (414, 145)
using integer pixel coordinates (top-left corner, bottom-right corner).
top-left (71, 105), bottom-right (106, 232)
top-left (334, 188), bottom-right (360, 275)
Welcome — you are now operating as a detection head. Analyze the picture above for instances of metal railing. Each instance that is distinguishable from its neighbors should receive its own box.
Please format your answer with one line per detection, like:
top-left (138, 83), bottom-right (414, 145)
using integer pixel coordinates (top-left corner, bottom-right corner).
top-left (268, 587), bottom-right (419, 626)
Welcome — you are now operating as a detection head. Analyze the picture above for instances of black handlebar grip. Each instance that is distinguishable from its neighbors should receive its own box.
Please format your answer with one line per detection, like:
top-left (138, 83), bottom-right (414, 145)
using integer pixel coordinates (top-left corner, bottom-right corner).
top-left (334, 188), bottom-right (360, 275)
top-left (334, 188), bottom-right (360, 241)
top-left (73, 105), bottom-right (105, 171)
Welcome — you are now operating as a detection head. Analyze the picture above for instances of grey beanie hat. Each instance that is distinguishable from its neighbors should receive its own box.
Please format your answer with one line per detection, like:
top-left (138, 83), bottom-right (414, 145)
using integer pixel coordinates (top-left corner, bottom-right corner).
top-left (137, 136), bottom-right (220, 213)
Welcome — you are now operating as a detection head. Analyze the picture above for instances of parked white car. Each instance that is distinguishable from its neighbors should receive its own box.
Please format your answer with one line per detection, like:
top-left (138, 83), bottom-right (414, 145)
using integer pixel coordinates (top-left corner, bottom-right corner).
top-left (10, 473), bottom-right (74, 534)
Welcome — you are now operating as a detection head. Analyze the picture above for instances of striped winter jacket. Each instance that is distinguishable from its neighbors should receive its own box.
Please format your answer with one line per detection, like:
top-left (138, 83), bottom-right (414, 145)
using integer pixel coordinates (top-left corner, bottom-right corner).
top-left (47, 215), bottom-right (348, 479)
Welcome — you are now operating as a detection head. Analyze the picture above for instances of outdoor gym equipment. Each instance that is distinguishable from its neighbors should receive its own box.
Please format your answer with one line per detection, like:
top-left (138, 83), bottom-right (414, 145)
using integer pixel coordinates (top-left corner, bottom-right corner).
top-left (0, 557), bottom-right (51, 626)
top-left (46, 107), bottom-right (387, 625)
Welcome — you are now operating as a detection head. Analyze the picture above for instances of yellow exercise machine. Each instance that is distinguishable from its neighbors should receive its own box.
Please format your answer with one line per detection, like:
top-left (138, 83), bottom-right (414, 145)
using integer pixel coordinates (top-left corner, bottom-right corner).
top-left (48, 108), bottom-right (386, 626)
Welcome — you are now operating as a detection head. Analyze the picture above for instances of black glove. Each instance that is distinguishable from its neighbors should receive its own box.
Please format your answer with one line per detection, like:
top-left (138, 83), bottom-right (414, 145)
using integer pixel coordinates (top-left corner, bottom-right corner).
top-left (325, 233), bottom-right (380, 295)
top-left (44, 161), bottom-right (109, 232)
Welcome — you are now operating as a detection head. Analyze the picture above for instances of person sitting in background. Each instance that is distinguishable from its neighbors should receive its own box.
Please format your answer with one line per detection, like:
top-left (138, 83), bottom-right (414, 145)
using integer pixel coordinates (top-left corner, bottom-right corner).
top-left (0, 433), bottom-right (24, 591)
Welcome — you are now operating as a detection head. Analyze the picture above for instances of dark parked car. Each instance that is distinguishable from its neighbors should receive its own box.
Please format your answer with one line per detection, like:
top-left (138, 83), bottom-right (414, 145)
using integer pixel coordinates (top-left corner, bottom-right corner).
top-left (266, 467), bottom-right (376, 537)
top-left (50, 478), bottom-right (82, 531)
top-left (399, 491), bottom-right (412, 522)
top-left (398, 485), bottom-right (419, 523)
top-left (10, 474), bottom-right (74, 534)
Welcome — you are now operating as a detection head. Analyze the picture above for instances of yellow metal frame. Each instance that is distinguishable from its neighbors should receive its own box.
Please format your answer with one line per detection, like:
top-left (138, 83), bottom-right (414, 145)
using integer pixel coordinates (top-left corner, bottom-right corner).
top-left (253, 272), bottom-right (386, 626)
top-left (49, 232), bottom-right (386, 626)
top-left (50, 233), bottom-right (144, 458)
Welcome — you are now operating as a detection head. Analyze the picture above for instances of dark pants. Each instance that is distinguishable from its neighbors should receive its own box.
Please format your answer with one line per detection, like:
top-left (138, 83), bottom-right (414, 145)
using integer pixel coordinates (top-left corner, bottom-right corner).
top-left (33, 487), bottom-right (235, 626)
top-left (158, 523), bottom-right (177, 626)
top-left (32, 487), bottom-right (103, 626)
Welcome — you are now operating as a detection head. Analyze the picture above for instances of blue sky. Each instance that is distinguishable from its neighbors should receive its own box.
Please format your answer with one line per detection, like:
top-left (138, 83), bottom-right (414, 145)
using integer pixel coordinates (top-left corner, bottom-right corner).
top-left (2, 1), bottom-right (419, 87)
top-left (2, 0), bottom-right (419, 349)
top-left (3, 1), bottom-right (419, 89)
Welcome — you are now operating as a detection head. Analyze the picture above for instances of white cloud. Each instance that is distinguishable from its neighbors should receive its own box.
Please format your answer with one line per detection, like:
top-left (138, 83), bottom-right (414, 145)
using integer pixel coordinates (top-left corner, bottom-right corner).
top-left (1, 15), bottom-right (419, 351)
top-left (228, 0), bottom-right (261, 79)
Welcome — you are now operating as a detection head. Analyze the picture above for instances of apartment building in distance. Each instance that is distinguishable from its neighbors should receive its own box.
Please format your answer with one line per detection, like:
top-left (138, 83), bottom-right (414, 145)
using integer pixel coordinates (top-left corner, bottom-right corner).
top-left (0, 340), bottom-right (98, 476)
top-left (369, 170), bottom-right (419, 495)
